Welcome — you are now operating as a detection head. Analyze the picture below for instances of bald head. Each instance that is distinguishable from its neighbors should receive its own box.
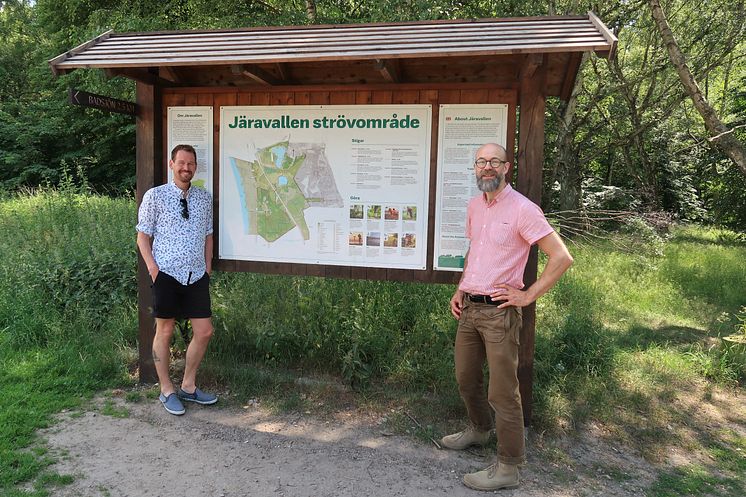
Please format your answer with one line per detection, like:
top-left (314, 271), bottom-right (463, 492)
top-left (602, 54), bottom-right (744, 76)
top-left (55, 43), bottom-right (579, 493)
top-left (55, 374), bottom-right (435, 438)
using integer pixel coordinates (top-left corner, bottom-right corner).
top-left (475, 143), bottom-right (508, 161)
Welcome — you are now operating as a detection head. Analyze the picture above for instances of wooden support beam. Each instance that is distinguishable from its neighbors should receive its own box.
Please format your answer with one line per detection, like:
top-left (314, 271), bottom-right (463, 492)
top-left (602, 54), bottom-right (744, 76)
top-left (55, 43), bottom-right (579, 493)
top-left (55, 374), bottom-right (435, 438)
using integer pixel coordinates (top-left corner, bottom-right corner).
top-left (136, 82), bottom-right (163, 384)
top-left (276, 62), bottom-right (289, 81)
top-left (559, 52), bottom-right (583, 102)
top-left (519, 53), bottom-right (543, 81)
top-left (374, 59), bottom-right (401, 83)
top-left (159, 66), bottom-right (182, 83)
top-left (106, 67), bottom-right (175, 86)
top-left (231, 64), bottom-right (279, 86)
top-left (516, 54), bottom-right (547, 426)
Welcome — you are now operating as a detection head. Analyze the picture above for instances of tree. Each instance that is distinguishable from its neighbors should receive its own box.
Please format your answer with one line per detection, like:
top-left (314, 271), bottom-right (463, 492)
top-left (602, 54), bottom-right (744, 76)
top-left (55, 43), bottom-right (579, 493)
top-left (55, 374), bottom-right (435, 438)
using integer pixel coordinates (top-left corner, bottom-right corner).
top-left (648, 0), bottom-right (746, 176)
top-left (305, 0), bottom-right (317, 23)
top-left (541, 0), bottom-right (744, 215)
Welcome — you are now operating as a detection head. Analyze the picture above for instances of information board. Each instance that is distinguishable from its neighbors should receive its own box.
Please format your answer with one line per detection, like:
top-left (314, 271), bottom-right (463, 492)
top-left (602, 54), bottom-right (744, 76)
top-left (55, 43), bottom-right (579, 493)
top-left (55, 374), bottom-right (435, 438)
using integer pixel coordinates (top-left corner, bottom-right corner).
top-left (219, 105), bottom-right (432, 269)
top-left (167, 106), bottom-right (213, 192)
top-left (434, 104), bottom-right (509, 271)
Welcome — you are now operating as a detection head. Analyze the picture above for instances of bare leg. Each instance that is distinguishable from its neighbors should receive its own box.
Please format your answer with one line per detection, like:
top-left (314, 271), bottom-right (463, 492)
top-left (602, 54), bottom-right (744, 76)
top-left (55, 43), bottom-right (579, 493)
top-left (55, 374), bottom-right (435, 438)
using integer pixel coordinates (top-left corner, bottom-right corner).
top-left (153, 318), bottom-right (176, 395)
top-left (181, 317), bottom-right (213, 392)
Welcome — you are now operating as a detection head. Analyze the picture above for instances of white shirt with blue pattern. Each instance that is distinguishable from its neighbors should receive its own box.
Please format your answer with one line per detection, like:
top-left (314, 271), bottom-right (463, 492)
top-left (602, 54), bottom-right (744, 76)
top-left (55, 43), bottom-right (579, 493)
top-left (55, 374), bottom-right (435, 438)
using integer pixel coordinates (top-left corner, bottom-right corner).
top-left (136, 182), bottom-right (213, 285)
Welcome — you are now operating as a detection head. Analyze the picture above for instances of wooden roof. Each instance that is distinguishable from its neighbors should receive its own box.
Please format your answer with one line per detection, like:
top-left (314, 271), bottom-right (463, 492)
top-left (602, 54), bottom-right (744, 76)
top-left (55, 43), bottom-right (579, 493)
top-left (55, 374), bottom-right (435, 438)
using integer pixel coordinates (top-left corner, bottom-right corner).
top-left (49, 13), bottom-right (616, 99)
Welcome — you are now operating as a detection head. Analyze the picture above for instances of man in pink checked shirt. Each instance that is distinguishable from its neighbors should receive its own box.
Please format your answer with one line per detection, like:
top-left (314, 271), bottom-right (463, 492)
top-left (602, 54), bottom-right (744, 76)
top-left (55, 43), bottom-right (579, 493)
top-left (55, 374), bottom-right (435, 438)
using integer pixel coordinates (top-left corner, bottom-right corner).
top-left (442, 143), bottom-right (573, 491)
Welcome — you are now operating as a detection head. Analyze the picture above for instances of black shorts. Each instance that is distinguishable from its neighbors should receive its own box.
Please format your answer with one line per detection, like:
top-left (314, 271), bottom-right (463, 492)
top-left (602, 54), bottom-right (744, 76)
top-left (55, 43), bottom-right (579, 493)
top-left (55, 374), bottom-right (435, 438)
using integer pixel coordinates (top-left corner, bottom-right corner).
top-left (152, 272), bottom-right (211, 319)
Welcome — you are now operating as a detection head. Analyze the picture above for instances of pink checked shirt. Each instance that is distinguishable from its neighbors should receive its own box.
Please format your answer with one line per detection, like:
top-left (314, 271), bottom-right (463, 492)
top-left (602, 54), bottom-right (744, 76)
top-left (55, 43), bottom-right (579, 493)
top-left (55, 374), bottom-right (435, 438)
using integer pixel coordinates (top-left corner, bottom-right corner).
top-left (458, 184), bottom-right (554, 294)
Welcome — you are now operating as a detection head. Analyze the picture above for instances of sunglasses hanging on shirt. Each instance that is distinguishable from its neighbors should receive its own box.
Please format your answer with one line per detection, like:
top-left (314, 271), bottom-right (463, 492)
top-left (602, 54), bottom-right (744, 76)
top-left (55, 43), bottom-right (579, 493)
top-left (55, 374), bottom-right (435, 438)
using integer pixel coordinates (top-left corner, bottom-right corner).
top-left (179, 198), bottom-right (189, 219)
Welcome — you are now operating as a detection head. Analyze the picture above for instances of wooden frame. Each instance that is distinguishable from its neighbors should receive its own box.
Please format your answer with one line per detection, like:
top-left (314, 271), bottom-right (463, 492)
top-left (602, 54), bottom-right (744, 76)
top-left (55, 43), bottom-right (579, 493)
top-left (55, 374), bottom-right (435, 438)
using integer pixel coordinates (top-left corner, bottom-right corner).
top-left (160, 83), bottom-right (517, 284)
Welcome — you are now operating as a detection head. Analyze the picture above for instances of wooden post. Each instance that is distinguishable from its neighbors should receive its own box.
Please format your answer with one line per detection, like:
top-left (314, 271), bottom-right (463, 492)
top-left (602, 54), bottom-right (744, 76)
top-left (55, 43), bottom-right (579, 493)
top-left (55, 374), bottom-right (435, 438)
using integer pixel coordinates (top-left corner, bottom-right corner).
top-left (516, 54), bottom-right (546, 425)
top-left (136, 81), bottom-right (163, 383)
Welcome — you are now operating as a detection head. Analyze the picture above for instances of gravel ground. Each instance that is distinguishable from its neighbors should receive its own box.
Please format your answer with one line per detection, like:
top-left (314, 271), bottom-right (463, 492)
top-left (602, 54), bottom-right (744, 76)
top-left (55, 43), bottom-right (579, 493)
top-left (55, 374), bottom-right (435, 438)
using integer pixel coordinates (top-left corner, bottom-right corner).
top-left (39, 394), bottom-right (659, 497)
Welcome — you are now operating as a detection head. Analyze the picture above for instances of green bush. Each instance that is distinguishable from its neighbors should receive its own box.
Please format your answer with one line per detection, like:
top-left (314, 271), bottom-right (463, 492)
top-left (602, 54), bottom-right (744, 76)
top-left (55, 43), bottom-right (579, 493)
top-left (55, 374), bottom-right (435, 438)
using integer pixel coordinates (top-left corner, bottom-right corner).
top-left (0, 185), bottom-right (137, 494)
top-left (211, 274), bottom-right (455, 388)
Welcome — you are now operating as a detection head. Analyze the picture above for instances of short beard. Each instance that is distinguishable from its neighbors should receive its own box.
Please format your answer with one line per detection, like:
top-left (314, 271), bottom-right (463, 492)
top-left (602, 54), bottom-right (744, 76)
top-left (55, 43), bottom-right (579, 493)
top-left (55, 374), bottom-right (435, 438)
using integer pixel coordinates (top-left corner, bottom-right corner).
top-left (477, 173), bottom-right (503, 192)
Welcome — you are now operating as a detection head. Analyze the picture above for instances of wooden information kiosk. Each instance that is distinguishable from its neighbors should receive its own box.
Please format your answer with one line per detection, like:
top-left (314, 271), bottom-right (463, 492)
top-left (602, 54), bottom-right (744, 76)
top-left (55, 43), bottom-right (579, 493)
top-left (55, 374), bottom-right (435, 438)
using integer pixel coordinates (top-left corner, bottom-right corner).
top-left (50, 13), bottom-right (617, 423)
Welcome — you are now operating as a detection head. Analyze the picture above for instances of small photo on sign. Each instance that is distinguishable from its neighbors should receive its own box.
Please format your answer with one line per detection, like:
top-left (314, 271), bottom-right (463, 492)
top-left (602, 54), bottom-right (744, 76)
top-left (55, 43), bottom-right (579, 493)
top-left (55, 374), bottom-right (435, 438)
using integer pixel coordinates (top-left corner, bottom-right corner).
top-left (403, 206), bottom-right (417, 221)
top-left (402, 233), bottom-right (416, 248)
top-left (384, 233), bottom-right (399, 247)
top-left (348, 232), bottom-right (363, 246)
top-left (349, 204), bottom-right (363, 219)
top-left (367, 205), bottom-right (382, 219)
top-left (384, 206), bottom-right (400, 220)
top-left (366, 231), bottom-right (381, 246)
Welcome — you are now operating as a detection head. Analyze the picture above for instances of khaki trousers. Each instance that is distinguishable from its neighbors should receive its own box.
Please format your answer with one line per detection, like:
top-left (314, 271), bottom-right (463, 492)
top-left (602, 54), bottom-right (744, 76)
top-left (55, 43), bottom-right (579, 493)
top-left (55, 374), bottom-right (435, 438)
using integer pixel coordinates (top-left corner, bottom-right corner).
top-left (454, 301), bottom-right (526, 465)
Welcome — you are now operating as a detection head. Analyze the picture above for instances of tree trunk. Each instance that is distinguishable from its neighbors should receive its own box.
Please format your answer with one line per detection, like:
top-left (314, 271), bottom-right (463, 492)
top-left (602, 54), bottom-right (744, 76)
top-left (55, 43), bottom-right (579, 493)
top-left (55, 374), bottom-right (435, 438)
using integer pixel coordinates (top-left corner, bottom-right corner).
top-left (305, 0), bottom-right (317, 23)
top-left (557, 54), bottom-right (588, 215)
top-left (648, 0), bottom-right (746, 175)
top-left (608, 55), bottom-right (660, 209)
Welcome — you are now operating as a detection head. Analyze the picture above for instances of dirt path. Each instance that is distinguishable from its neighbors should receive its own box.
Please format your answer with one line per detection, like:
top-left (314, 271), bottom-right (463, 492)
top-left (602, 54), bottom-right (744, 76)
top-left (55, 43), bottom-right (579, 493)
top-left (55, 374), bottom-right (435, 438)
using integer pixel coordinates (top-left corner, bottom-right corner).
top-left (40, 395), bottom-right (657, 497)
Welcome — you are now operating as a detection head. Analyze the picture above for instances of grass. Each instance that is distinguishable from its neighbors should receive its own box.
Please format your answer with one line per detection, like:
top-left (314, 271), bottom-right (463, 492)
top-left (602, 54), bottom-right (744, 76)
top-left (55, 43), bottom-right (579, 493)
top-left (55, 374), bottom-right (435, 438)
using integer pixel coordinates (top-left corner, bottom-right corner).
top-left (0, 187), bottom-right (136, 496)
top-left (99, 401), bottom-right (129, 419)
top-left (0, 185), bottom-right (744, 496)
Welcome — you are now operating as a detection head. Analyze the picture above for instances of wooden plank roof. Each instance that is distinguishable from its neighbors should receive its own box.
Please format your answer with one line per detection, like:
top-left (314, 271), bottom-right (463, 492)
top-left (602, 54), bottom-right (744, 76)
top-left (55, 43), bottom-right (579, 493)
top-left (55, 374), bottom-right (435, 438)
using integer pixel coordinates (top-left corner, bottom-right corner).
top-left (50, 13), bottom-right (616, 73)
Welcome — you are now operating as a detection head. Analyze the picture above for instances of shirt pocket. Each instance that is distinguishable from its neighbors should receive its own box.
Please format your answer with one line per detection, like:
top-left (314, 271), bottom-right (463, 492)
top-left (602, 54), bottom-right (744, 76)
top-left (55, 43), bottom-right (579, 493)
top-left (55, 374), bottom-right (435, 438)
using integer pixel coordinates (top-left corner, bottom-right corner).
top-left (488, 222), bottom-right (517, 247)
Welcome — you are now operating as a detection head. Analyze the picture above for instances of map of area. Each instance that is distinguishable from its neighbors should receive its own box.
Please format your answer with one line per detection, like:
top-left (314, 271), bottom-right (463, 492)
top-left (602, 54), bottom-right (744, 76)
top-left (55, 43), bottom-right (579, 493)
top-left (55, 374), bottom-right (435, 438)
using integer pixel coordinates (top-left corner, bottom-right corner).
top-left (230, 141), bottom-right (343, 242)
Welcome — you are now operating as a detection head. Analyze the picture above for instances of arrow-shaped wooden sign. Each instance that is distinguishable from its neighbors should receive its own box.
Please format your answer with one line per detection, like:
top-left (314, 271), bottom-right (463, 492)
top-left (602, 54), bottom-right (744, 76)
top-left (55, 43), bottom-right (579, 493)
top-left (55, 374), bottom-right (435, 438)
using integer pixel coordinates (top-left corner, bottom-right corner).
top-left (68, 88), bottom-right (137, 116)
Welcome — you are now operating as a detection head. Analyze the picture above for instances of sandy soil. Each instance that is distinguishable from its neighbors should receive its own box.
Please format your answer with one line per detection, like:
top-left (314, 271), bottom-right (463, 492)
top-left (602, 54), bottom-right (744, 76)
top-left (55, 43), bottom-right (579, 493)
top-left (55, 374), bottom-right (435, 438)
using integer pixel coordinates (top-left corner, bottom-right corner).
top-left (40, 394), bottom-right (659, 497)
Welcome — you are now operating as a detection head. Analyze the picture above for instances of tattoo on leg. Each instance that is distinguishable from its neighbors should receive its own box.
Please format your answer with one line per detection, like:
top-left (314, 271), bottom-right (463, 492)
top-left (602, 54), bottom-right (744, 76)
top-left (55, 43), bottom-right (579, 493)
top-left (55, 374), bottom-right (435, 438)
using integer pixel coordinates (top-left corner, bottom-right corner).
top-left (152, 350), bottom-right (160, 363)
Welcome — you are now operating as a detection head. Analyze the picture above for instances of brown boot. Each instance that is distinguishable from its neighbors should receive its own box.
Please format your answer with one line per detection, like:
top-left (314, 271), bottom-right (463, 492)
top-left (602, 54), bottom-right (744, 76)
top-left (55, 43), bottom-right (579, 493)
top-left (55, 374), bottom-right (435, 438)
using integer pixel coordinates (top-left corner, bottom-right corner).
top-left (463, 462), bottom-right (519, 491)
top-left (440, 427), bottom-right (491, 450)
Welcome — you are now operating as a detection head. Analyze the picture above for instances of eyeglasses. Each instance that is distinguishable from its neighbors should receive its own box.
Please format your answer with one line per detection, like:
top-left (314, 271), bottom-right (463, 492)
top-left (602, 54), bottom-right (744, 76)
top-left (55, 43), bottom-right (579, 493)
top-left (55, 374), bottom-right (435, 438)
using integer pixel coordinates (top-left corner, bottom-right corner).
top-left (475, 158), bottom-right (507, 169)
top-left (179, 198), bottom-right (189, 219)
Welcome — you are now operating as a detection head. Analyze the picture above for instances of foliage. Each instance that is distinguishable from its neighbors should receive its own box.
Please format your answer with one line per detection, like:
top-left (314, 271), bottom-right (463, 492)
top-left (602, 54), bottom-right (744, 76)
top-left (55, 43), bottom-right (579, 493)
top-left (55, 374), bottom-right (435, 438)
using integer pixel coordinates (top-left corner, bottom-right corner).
top-left (695, 76), bottom-right (746, 230)
top-left (211, 274), bottom-right (455, 388)
top-left (543, 0), bottom-right (745, 223)
top-left (1, 188), bottom-right (744, 494)
top-left (1, 0), bottom-right (745, 226)
top-left (0, 185), bottom-right (136, 495)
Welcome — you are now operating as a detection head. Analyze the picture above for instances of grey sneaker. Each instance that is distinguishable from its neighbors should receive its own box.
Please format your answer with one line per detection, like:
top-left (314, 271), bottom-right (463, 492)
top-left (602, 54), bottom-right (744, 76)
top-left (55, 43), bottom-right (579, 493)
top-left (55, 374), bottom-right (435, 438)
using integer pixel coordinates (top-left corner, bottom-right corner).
top-left (177, 387), bottom-right (218, 405)
top-left (159, 393), bottom-right (185, 415)
top-left (440, 426), bottom-right (491, 450)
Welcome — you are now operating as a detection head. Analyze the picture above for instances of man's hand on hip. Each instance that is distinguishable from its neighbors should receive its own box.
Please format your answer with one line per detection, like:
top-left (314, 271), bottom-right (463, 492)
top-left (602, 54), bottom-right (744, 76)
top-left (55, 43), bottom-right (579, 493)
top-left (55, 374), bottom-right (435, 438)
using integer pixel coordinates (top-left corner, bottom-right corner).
top-left (491, 284), bottom-right (534, 309)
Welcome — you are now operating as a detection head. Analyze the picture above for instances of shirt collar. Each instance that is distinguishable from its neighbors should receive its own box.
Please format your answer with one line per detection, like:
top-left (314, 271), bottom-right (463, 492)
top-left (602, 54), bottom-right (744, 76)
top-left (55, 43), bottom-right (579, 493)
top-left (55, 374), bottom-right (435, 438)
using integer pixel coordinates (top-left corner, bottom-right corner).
top-left (481, 183), bottom-right (512, 206)
top-left (169, 180), bottom-right (191, 197)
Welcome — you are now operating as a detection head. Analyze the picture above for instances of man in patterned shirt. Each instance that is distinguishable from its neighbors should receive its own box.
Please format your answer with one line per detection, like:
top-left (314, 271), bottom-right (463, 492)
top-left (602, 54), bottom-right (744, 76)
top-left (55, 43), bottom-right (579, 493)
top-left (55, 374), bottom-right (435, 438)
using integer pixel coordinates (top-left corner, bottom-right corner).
top-left (136, 144), bottom-right (217, 416)
top-left (442, 143), bottom-right (573, 491)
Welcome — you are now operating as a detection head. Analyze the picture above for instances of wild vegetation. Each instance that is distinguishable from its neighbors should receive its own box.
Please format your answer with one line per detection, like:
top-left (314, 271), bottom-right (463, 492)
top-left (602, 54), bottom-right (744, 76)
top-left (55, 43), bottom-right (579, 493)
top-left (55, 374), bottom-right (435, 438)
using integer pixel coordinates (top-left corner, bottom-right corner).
top-left (0, 0), bottom-right (745, 228)
top-left (0, 184), bottom-right (744, 496)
